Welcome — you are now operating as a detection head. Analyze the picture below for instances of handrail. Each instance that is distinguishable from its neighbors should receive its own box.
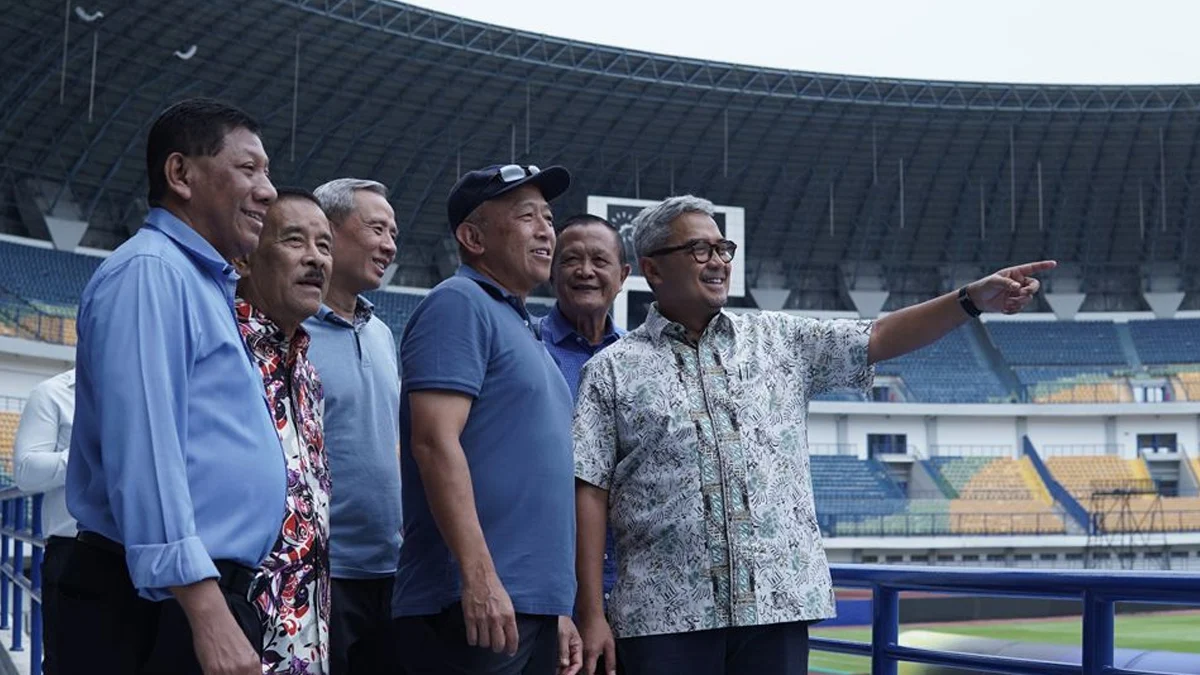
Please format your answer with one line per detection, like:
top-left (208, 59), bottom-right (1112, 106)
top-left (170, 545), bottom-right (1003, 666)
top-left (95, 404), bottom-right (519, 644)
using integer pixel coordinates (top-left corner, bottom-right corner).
top-left (819, 564), bottom-right (1200, 675)
top-left (0, 487), bottom-right (44, 675)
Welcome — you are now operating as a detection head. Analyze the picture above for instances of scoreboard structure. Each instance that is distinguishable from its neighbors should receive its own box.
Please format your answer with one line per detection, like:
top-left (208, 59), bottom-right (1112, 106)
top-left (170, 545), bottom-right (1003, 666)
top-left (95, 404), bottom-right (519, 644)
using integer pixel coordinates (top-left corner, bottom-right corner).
top-left (585, 195), bottom-right (746, 329)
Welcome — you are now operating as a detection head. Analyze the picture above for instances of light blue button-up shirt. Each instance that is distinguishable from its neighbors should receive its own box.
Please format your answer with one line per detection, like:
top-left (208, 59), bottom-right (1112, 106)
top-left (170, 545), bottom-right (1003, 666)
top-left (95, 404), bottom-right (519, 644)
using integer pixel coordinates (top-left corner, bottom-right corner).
top-left (67, 208), bottom-right (286, 601)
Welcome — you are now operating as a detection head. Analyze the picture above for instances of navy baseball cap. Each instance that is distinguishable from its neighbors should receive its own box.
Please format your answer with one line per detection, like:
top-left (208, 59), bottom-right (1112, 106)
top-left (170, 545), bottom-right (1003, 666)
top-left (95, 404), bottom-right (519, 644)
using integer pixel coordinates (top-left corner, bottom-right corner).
top-left (447, 164), bottom-right (571, 231)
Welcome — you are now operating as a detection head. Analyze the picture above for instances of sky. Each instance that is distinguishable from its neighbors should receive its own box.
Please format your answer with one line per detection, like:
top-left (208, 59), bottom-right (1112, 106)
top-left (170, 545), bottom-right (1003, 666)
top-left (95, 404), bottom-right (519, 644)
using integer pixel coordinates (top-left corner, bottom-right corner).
top-left (407, 0), bottom-right (1200, 86)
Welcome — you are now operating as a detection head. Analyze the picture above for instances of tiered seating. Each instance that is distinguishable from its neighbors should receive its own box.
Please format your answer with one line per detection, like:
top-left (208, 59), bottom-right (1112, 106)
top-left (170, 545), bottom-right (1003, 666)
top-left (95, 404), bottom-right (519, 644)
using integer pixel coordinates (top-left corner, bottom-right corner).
top-left (1129, 318), bottom-right (1200, 365)
top-left (928, 456), bottom-right (1062, 534)
top-left (1017, 367), bottom-right (1133, 403)
top-left (0, 411), bottom-right (19, 484)
top-left (1044, 456), bottom-right (1148, 502)
top-left (811, 456), bottom-right (910, 534)
top-left (1172, 371), bottom-right (1200, 402)
top-left (0, 241), bottom-right (100, 311)
top-left (1093, 497), bottom-right (1200, 533)
top-left (361, 290), bottom-right (424, 337)
top-left (987, 321), bottom-right (1129, 367)
top-left (875, 326), bottom-right (1009, 403)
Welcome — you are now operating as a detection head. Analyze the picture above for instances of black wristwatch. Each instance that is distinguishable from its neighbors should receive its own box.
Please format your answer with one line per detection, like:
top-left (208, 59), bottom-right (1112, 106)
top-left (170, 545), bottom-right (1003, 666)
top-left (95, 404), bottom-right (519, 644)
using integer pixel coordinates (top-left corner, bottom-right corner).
top-left (958, 286), bottom-right (982, 318)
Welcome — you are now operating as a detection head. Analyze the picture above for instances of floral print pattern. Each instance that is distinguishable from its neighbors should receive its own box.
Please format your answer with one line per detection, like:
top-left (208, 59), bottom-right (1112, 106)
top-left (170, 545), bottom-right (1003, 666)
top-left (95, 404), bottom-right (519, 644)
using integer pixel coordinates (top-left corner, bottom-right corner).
top-left (573, 304), bottom-right (873, 638)
top-left (236, 299), bottom-right (331, 674)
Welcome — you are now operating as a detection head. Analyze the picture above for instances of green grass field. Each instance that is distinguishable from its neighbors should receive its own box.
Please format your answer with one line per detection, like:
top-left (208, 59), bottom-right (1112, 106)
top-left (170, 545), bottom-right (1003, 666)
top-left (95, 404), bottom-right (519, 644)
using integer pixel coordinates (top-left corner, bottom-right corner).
top-left (810, 611), bottom-right (1200, 674)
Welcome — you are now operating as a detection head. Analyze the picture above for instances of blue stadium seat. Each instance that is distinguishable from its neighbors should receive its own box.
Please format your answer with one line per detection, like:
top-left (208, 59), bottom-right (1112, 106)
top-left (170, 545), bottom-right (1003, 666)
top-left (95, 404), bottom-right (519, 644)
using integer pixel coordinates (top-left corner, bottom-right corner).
top-left (876, 326), bottom-right (1009, 403)
top-left (987, 321), bottom-right (1128, 367)
top-left (1129, 318), bottom-right (1200, 365)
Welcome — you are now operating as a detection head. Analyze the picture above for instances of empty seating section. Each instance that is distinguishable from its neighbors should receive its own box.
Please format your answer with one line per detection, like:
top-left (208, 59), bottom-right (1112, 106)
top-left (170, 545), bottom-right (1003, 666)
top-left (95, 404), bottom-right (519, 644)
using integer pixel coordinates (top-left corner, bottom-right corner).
top-left (0, 240), bottom-right (100, 311)
top-left (0, 411), bottom-right (19, 483)
top-left (361, 289), bottom-right (424, 337)
top-left (1173, 371), bottom-right (1200, 402)
top-left (1044, 456), bottom-right (1148, 502)
top-left (924, 456), bottom-right (1062, 534)
top-left (876, 326), bottom-right (1009, 403)
top-left (986, 321), bottom-right (1129, 367)
top-left (1129, 318), bottom-right (1200, 365)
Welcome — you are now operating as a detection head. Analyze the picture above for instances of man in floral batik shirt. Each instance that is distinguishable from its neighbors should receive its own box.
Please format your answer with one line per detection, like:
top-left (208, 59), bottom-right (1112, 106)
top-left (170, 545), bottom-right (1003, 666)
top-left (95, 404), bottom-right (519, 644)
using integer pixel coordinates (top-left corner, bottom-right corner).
top-left (572, 195), bottom-right (1055, 675)
top-left (234, 186), bottom-right (336, 674)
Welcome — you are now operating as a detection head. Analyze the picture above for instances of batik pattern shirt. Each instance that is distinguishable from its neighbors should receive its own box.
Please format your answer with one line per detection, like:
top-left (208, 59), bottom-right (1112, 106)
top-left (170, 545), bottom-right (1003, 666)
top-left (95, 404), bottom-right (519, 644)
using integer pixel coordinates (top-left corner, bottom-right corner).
top-left (236, 300), bottom-right (331, 674)
top-left (573, 305), bottom-right (873, 638)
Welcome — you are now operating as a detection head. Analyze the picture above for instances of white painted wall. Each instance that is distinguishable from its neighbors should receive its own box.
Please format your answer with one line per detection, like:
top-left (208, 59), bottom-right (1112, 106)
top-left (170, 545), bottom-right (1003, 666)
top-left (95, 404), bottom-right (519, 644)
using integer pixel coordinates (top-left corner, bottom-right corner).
top-left (1116, 415), bottom-right (1200, 456)
top-left (1026, 417), bottom-right (1111, 454)
top-left (934, 417), bottom-right (1019, 455)
top-left (0, 351), bottom-right (71, 399)
top-left (840, 414), bottom-right (927, 457)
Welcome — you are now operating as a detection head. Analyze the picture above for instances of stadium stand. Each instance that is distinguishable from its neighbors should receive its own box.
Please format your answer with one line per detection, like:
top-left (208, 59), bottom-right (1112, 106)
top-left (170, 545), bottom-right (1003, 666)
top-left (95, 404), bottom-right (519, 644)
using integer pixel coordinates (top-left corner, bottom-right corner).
top-left (1044, 456), bottom-right (1150, 502)
top-left (987, 322), bottom-right (1129, 367)
top-left (1128, 318), bottom-right (1200, 365)
top-left (925, 456), bottom-right (1064, 534)
top-left (875, 326), bottom-right (1010, 403)
top-left (0, 241), bottom-right (100, 311)
top-left (0, 411), bottom-right (18, 483)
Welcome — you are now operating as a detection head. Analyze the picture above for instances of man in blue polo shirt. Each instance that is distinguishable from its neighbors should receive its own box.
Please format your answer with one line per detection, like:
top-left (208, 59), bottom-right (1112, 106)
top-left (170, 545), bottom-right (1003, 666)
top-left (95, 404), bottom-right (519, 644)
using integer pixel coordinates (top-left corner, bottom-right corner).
top-left (540, 214), bottom-right (630, 675)
top-left (393, 164), bottom-right (582, 675)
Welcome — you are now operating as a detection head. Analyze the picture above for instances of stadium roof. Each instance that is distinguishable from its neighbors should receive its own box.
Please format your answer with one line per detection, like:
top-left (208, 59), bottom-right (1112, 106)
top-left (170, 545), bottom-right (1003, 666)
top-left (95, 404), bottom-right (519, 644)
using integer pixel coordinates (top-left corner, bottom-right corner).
top-left (3, 0), bottom-right (1200, 309)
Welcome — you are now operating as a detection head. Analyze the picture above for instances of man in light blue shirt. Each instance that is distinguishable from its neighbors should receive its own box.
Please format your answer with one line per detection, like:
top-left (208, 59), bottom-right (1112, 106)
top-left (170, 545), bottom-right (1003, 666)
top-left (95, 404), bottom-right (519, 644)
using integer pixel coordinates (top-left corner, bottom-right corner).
top-left (58, 98), bottom-right (281, 675)
top-left (307, 177), bottom-right (402, 675)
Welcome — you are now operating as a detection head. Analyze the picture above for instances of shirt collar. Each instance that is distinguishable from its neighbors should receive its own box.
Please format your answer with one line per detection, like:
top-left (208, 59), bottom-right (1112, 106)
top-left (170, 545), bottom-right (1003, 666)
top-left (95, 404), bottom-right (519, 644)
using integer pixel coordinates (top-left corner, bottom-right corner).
top-left (235, 298), bottom-right (310, 362)
top-left (644, 303), bottom-right (735, 344)
top-left (145, 207), bottom-right (237, 281)
top-left (316, 295), bottom-right (375, 329)
top-left (544, 303), bottom-right (623, 347)
top-left (456, 264), bottom-right (531, 322)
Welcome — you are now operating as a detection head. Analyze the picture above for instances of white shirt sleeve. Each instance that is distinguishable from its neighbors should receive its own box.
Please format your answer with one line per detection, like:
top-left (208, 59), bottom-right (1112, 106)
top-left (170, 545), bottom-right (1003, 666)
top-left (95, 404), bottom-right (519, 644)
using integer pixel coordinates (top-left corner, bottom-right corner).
top-left (13, 378), bottom-right (70, 493)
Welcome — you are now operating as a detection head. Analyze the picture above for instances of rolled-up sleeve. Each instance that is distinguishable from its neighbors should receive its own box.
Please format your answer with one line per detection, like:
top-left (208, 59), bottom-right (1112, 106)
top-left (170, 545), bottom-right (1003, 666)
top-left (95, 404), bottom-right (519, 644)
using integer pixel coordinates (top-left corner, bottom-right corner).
top-left (573, 357), bottom-right (618, 490)
top-left (13, 385), bottom-right (67, 493)
top-left (85, 256), bottom-right (218, 599)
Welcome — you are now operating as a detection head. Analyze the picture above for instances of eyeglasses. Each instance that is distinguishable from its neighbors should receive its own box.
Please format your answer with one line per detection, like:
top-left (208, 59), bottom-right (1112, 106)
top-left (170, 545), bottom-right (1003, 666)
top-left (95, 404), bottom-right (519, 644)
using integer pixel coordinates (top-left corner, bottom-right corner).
top-left (498, 164), bottom-right (540, 183)
top-left (646, 239), bottom-right (737, 264)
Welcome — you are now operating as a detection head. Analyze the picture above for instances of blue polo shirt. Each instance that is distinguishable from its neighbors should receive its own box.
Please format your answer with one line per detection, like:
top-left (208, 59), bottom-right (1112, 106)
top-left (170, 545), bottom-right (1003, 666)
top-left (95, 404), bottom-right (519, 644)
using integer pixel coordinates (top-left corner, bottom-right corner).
top-left (68, 208), bottom-right (285, 601)
top-left (393, 265), bottom-right (576, 618)
top-left (539, 305), bottom-right (623, 598)
top-left (304, 299), bottom-right (402, 579)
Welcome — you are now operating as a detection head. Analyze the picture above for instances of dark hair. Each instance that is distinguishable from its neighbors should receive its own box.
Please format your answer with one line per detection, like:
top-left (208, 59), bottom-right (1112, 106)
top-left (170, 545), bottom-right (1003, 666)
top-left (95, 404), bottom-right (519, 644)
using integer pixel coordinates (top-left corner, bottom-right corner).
top-left (556, 214), bottom-right (627, 266)
top-left (273, 186), bottom-right (322, 210)
top-left (146, 98), bottom-right (261, 207)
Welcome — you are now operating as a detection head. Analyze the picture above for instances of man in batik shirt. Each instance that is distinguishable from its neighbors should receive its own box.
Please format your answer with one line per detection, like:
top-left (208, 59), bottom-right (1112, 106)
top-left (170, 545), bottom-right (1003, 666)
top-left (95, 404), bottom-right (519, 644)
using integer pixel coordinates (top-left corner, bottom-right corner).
top-left (234, 187), bottom-right (336, 674)
top-left (572, 195), bottom-right (1055, 675)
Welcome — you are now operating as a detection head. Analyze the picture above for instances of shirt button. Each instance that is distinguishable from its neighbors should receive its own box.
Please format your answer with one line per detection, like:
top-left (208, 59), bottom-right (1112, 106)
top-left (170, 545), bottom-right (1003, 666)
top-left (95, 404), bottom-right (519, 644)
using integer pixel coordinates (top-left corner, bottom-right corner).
top-left (604, 592), bottom-right (610, 600)
top-left (603, 553), bottom-right (608, 560)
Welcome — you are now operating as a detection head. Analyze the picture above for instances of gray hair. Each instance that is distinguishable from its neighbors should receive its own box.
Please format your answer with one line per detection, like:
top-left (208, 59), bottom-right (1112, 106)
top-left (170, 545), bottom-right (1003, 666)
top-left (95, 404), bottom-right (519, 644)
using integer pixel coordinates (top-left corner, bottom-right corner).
top-left (313, 178), bottom-right (389, 224)
top-left (631, 195), bottom-right (716, 259)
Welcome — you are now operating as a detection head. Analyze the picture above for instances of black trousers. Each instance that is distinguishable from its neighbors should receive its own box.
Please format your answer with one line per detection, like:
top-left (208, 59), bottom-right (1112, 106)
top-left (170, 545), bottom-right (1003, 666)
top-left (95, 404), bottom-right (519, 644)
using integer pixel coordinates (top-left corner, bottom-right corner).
top-left (330, 576), bottom-right (398, 674)
top-left (617, 621), bottom-right (810, 675)
top-left (39, 536), bottom-right (72, 675)
top-left (394, 602), bottom-right (558, 675)
top-left (50, 534), bottom-right (264, 675)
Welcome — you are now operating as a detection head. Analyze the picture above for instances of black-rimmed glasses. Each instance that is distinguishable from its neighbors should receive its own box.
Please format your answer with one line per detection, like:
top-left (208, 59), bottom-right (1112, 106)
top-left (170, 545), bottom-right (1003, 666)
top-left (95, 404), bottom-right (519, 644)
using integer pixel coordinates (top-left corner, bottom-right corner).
top-left (646, 239), bottom-right (737, 264)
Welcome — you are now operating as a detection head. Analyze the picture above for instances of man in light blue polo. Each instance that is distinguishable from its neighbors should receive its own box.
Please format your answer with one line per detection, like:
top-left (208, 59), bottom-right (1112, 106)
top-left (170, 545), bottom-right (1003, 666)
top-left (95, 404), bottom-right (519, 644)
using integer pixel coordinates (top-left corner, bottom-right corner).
top-left (307, 177), bottom-right (402, 675)
top-left (393, 164), bottom-right (582, 675)
top-left (60, 98), bottom-right (280, 675)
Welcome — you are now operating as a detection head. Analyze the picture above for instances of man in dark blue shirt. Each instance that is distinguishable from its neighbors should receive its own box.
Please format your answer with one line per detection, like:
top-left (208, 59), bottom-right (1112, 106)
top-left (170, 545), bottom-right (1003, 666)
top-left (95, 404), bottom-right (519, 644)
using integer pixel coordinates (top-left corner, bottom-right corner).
top-left (393, 164), bottom-right (582, 675)
top-left (60, 99), bottom-right (279, 675)
top-left (541, 214), bottom-right (629, 675)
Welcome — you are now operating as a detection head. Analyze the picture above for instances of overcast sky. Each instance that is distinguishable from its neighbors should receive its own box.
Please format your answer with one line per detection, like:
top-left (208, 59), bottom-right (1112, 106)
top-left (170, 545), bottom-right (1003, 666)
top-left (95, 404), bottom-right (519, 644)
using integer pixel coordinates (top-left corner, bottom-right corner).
top-left (408, 0), bottom-right (1200, 86)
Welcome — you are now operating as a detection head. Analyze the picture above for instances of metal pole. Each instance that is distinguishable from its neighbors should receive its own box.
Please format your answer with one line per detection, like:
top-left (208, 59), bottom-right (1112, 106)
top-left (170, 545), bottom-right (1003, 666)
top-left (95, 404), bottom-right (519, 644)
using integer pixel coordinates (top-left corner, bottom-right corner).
top-left (1009, 126), bottom-right (1016, 233)
top-left (1160, 127), bottom-right (1167, 232)
top-left (1037, 160), bottom-right (1044, 232)
top-left (979, 184), bottom-right (985, 239)
top-left (1081, 591), bottom-right (1114, 674)
top-left (525, 83), bottom-right (530, 155)
top-left (291, 33), bottom-right (300, 163)
top-left (872, 124), bottom-right (878, 184)
top-left (898, 158), bottom-right (905, 230)
top-left (60, 0), bottom-right (70, 104)
top-left (1139, 184), bottom-right (1145, 239)
top-left (510, 124), bottom-right (516, 164)
top-left (871, 586), bottom-right (900, 675)
top-left (634, 157), bottom-right (640, 200)
top-left (829, 183), bottom-right (835, 237)
top-left (87, 32), bottom-right (97, 123)
top-left (723, 109), bottom-right (729, 178)
top-left (669, 158), bottom-right (675, 195)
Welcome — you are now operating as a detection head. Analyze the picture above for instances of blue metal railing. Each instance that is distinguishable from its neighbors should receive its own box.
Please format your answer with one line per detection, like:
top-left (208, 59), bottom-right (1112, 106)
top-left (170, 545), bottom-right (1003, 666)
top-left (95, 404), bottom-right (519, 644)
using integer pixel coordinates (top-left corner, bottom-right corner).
top-left (819, 564), bottom-right (1200, 674)
top-left (0, 487), bottom-right (43, 675)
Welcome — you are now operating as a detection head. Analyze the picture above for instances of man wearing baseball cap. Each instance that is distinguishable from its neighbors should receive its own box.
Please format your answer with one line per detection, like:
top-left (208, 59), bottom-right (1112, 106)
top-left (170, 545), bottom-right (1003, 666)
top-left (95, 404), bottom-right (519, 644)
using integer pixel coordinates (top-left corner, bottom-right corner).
top-left (393, 164), bottom-right (582, 675)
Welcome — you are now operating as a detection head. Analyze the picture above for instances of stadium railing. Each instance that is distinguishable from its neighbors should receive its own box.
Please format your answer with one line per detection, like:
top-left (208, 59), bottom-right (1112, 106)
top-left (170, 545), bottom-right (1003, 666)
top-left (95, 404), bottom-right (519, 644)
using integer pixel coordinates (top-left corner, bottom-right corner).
top-left (0, 488), bottom-right (42, 675)
top-left (1041, 444), bottom-right (1123, 457)
top-left (928, 444), bottom-right (1015, 457)
top-left (819, 564), bottom-right (1200, 674)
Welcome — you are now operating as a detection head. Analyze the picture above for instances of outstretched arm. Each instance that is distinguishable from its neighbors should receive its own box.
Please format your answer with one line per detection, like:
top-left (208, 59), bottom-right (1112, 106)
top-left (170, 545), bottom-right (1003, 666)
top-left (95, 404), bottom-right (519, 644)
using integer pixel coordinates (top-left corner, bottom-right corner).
top-left (868, 260), bottom-right (1056, 364)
